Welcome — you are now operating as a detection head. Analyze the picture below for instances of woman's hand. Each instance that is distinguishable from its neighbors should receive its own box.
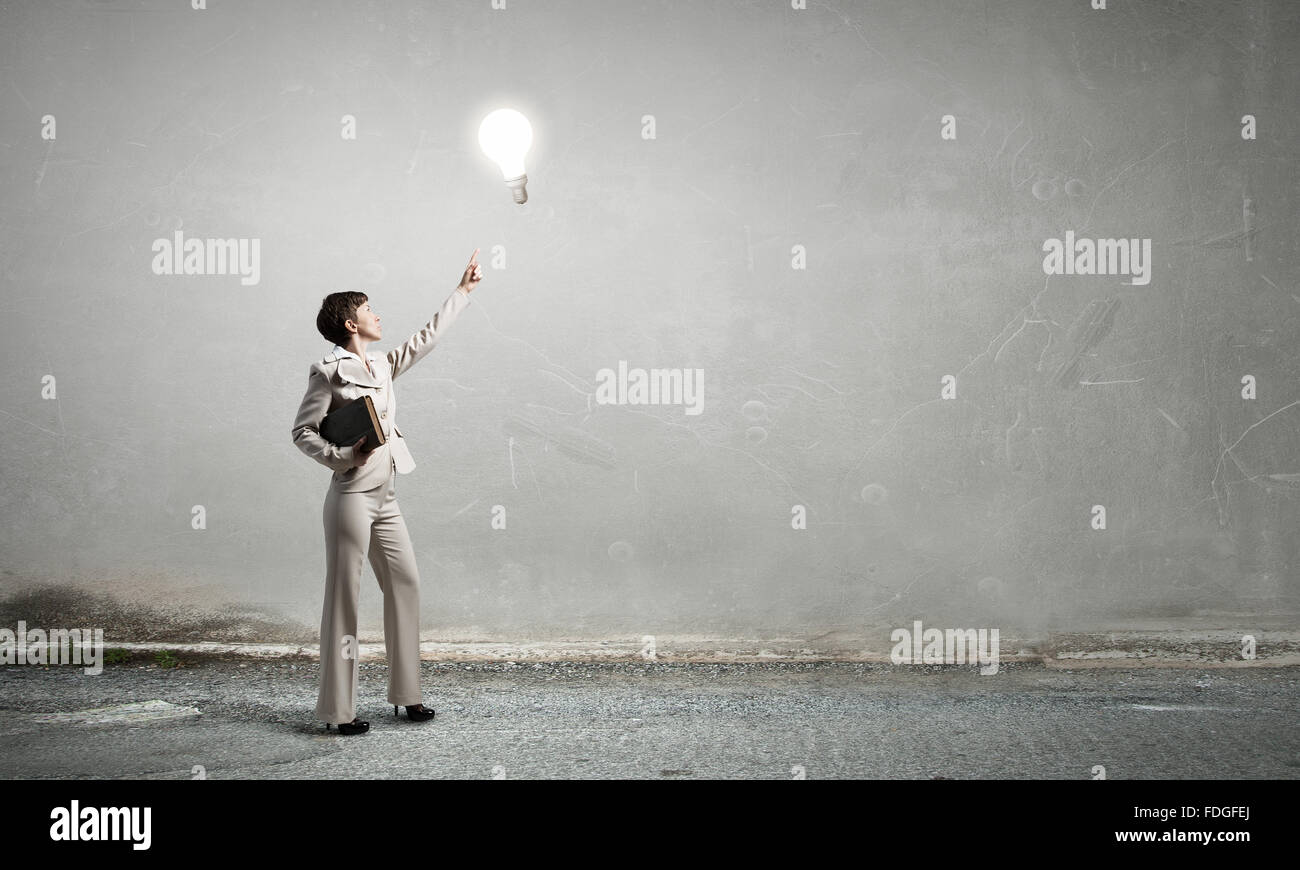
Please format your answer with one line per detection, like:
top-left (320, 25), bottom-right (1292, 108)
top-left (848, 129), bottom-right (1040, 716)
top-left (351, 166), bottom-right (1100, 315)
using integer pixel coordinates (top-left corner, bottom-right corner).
top-left (458, 248), bottom-right (483, 293)
top-left (351, 435), bottom-right (377, 467)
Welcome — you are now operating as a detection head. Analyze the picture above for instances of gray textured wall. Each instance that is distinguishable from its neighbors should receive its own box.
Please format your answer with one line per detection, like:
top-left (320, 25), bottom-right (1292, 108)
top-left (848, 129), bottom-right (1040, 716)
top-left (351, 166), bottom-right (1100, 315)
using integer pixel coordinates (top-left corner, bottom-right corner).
top-left (2, 0), bottom-right (1297, 646)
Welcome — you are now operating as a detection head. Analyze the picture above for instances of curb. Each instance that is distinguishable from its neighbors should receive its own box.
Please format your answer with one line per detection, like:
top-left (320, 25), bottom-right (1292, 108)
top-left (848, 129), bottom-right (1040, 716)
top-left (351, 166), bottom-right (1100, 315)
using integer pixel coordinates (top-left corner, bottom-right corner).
top-left (69, 631), bottom-right (1300, 667)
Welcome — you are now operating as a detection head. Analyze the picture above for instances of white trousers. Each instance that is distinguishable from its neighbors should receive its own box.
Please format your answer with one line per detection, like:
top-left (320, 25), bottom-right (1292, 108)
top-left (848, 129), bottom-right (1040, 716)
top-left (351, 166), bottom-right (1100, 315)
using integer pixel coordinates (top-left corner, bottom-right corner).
top-left (315, 463), bottom-right (423, 724)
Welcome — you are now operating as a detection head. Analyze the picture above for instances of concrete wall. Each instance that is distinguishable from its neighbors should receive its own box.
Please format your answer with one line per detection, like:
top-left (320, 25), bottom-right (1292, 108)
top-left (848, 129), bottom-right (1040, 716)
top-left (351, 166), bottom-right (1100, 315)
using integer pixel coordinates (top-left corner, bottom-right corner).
top-left (2, 0), bottom-right (1297, 647)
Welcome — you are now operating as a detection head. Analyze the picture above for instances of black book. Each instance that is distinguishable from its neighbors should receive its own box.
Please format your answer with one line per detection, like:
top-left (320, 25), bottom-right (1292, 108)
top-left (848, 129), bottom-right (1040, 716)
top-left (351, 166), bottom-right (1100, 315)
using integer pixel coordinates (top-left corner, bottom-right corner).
top-left (319, 395), bottom-right (386, 449)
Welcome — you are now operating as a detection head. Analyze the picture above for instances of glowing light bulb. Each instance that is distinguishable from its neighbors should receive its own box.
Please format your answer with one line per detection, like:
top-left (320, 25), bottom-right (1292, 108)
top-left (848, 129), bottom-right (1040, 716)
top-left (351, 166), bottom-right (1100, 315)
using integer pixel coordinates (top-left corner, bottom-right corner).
top-left (478, 108), bottom-right (533, 204)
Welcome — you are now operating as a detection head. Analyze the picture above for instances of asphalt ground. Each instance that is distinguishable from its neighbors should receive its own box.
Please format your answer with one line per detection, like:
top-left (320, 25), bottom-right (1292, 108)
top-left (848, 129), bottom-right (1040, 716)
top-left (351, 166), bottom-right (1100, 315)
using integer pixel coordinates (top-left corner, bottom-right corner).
top-left (2, 657), bottom-right (1297, 780)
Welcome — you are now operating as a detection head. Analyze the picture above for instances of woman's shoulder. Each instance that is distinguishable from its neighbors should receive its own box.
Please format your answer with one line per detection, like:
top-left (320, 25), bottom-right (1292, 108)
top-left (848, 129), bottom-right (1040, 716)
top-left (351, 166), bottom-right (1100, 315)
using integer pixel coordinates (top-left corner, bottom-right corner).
top-left (306, 355), bottom-right (344, 378)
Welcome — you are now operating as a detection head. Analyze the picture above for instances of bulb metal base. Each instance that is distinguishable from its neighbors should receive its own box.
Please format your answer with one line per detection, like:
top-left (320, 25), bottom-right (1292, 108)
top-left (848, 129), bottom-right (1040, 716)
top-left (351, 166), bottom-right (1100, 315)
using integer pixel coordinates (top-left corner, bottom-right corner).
top-left (504, 173), bottom-right (528, 204)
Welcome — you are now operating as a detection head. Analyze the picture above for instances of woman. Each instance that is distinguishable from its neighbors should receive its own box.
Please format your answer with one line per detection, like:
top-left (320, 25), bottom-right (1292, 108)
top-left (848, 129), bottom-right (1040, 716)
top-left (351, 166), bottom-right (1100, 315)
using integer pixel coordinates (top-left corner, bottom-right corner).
top-left (291, 249), bottom-right (482, 734)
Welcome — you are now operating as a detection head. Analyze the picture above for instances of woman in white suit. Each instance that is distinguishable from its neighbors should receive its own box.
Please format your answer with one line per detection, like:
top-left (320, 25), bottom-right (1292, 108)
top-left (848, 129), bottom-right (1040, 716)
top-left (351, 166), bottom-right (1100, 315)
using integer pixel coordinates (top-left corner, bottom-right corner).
top-left (292, 249), bottom-right (482, 735)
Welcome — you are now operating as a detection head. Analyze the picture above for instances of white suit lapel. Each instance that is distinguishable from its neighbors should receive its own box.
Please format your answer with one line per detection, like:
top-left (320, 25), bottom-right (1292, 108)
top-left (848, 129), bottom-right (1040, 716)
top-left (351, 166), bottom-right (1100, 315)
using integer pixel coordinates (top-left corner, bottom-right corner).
top-left (328, 348), bottom-right (384, 387)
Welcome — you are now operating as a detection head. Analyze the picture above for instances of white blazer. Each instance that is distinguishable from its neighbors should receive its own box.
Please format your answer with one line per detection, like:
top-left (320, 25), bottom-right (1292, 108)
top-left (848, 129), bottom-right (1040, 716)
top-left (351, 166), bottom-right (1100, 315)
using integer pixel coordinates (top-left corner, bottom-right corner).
top-left (292, 288), bottom-right (470, 492)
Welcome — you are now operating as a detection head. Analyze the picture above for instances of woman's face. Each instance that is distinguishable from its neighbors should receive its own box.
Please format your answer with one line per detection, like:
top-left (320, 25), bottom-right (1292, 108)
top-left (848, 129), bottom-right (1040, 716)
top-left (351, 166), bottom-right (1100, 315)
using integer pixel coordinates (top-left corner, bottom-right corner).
top-left (348, 301), bottom-right (382, 340)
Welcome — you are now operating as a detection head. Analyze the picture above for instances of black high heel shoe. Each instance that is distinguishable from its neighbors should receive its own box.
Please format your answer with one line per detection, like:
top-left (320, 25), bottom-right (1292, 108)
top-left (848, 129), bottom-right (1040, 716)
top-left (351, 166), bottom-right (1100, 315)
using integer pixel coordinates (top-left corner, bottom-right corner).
top-left (325, 717), bottom-right (369, 735)
top-left (394, 703), bottom-right (436, 721)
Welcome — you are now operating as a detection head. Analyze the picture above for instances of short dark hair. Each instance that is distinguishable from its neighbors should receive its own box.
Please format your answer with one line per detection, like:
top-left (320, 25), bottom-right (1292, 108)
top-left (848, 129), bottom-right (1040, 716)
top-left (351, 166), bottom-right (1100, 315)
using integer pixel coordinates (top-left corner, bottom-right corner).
top-left (316, 291), bottom-right (368, 346)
